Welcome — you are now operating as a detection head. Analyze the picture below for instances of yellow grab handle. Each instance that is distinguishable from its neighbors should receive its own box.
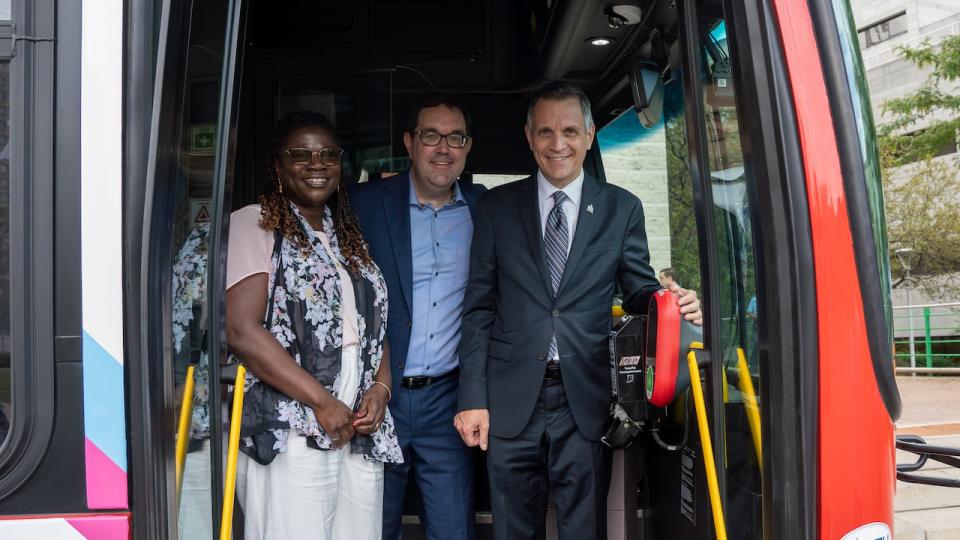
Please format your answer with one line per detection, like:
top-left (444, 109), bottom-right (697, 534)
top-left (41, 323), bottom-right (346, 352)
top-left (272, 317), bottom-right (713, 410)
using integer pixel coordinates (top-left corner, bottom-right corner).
top-left (688, 350), bottom-right (728, 540)
top-left (736, 348), bottom-right (762, 474)
top-left (175, 365), bottom-right (196, 502)
top-left (612, 305), bottom-right (626, 317)
top-left (220, 364), bottom-right (247, 540)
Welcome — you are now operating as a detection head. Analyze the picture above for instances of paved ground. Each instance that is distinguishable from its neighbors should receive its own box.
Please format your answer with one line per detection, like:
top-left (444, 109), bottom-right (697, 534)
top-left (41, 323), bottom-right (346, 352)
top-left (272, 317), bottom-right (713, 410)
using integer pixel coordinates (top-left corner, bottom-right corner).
top-left (893, 376), bottom-right (960, 539)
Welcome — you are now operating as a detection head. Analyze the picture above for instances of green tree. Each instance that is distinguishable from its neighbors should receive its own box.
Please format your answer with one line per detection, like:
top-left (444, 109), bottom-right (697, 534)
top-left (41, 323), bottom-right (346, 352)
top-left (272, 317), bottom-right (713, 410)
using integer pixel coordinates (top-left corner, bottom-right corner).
top-left (878, 36), bottom-right (960, 296)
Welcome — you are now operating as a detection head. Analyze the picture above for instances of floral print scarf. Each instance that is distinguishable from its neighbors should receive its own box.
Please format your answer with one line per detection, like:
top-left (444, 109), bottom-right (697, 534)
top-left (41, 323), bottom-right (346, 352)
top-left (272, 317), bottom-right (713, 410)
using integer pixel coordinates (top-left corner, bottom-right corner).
top-left (236, 203), bottom-right (402, 464)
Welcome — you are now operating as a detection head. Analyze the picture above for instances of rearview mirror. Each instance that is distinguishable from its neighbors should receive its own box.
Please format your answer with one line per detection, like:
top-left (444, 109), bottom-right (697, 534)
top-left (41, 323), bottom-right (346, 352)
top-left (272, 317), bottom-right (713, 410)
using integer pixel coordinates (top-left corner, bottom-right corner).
top-left (629, 60), bottom-right (664, 128)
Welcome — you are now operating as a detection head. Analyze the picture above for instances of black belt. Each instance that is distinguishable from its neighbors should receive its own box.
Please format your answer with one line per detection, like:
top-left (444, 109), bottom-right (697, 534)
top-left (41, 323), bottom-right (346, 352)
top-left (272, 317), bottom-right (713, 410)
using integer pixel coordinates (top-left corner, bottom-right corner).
top-left (401, 368), bottom-right (459, 389)
top-left (544, 363), bottom-right (562, 380)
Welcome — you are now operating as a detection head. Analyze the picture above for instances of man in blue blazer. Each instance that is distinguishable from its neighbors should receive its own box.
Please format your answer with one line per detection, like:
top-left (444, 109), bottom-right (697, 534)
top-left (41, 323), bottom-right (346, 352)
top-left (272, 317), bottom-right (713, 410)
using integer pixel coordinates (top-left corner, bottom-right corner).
top-left (455, 83), bottom-right (702, 539)
top-left (350, 96), bottom-right (485, 540)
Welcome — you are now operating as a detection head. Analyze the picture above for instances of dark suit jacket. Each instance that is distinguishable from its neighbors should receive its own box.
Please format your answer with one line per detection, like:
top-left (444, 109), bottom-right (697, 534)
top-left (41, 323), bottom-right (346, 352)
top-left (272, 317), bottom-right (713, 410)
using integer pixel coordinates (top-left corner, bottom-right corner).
top-left (349, 171), bottom-right (486, 389)
top-left (457, 173), bottom-right (661, 441)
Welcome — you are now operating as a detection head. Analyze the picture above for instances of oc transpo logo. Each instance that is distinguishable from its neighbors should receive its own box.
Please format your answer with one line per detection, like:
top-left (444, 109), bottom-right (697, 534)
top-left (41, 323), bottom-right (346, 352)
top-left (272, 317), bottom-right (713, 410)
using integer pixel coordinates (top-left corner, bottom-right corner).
top-left (840, 522), bottom-right (891, 540)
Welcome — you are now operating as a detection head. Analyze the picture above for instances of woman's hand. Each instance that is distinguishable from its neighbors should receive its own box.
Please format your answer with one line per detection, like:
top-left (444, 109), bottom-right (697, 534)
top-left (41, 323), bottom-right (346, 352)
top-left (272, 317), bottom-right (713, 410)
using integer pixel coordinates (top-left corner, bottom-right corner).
top-left (352, 384), bottom-right (389, 435)
top-left (312, 396), bottom-right (356, 449)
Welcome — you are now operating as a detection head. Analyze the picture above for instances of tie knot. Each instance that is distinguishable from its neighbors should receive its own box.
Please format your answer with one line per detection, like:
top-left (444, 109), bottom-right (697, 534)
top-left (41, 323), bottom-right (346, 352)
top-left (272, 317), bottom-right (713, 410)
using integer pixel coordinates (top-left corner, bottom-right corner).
top-left (552, 190), bottom-right (568, 207)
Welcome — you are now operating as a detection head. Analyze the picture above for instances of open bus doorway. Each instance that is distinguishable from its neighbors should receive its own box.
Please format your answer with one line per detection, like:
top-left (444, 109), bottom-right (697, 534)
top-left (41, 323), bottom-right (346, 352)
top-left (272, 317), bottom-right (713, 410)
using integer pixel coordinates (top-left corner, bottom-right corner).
top-left (157, 1), bottom-right (768, 538)
top-left (142, 0), bottom-right (889, 539)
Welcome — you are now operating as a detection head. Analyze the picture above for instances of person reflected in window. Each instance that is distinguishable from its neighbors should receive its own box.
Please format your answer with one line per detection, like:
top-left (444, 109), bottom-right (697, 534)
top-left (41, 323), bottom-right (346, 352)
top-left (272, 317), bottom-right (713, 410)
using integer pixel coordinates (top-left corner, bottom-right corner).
top-left (659, 266), bottom-right (679, 289)
top-left (350, 95), bottom-right (484, 540)
top-left (226, 111), bottom-right (402, 540)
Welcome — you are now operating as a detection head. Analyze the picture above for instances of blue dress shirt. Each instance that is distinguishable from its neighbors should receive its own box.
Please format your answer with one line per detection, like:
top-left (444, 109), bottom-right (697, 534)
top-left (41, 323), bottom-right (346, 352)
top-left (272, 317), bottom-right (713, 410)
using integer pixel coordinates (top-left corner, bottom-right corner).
top-left (405, 178), bottom-right (473, 377)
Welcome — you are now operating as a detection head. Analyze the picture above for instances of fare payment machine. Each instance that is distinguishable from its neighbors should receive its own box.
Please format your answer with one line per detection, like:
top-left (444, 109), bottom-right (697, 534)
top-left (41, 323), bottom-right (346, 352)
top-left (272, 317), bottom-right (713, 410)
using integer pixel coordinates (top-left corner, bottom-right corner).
top-left (604, 290), bottom-right (730, 540)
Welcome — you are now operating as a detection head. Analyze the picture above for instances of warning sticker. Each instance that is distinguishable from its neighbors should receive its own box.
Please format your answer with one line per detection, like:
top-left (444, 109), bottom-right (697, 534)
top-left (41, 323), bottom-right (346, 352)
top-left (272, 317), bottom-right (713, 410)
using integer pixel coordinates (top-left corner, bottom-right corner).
top-left (191, 199), bottom-right (212, 228)
top-left (680, 446), bottom-right (696, 525)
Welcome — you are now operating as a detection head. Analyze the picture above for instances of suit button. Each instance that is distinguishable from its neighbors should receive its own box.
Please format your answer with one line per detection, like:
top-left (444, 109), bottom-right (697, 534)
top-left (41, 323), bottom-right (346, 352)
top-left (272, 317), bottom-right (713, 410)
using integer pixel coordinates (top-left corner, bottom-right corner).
top-left (398, 362), bottom-right (405, 369)
top-left (538, 352), bottom-right (546, 361)
top-left (552, 309), bottom-right (560, 318)
top-left (407, 320), bottom-right (412, 328)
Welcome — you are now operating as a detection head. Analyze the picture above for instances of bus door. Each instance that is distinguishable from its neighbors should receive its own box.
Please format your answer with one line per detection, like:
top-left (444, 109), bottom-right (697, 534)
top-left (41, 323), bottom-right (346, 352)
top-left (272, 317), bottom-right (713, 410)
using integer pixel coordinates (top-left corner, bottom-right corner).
top-left (591, 1), bottom-right (765, 538)
top-left (138, 0), bottom-right (244, 537)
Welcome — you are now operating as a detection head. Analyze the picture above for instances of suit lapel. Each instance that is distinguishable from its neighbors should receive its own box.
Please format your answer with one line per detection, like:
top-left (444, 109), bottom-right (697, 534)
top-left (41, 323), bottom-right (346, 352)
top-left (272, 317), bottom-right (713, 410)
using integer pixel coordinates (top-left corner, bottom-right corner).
top-left (518, 177), bottom-right (554, 299)
top-left (383, 173), bottom-right (414, 313)
top-left (556, 174), bottom-right (601, 297)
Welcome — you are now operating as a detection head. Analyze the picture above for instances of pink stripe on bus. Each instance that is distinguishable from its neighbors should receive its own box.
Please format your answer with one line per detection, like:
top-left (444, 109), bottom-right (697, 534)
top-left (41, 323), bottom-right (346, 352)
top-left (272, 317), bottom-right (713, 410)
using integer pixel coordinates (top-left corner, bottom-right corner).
top-left (84, 438), bottom-right (128, 510)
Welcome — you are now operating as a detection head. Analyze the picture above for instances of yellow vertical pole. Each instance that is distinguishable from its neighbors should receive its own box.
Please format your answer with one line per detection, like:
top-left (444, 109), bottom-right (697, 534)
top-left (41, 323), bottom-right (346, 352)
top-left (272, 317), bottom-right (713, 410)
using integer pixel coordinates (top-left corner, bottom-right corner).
top-left (736, 348), bottom-right (762, 473)
top-left (220, 364), bottom-right (247, 540)
top-left (687, 350), bottom-right (728, 540)
top-left (175, 365), bottom-right (196, 502)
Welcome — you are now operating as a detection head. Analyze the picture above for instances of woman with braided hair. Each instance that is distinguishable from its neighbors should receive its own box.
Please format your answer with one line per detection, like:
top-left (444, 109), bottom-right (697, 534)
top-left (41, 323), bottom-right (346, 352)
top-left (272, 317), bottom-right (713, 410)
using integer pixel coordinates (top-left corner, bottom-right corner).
top-left (226, 111), bottom-right (401, 539)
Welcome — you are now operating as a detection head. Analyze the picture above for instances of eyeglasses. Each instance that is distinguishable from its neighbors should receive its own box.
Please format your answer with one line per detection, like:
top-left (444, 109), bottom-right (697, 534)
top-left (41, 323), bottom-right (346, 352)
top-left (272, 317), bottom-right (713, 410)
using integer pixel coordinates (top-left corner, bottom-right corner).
top-left (283, 147), bottom-right (344, 166)
top-left (414, 130), bottom-right (471, 149)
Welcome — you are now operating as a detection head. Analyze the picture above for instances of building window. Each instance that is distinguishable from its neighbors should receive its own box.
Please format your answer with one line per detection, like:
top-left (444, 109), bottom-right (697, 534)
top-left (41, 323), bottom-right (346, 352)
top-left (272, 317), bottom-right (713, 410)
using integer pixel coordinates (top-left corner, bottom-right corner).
top-left (0, 1), bottom-right (9, 21)
top-left (858, 12), bottom-right (907, 49)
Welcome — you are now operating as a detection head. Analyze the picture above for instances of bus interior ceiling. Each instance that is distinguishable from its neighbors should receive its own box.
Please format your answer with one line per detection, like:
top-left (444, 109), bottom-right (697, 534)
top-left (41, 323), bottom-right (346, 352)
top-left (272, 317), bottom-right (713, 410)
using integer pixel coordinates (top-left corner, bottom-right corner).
top-left (224, 0), bottom-right (684, 205)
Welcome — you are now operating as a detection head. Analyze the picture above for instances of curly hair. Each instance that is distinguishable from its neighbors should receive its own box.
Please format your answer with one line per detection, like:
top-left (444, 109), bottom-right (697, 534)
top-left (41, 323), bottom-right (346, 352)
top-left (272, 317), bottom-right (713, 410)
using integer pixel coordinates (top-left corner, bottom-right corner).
top-left (258, 111), bottom-right (373, 271)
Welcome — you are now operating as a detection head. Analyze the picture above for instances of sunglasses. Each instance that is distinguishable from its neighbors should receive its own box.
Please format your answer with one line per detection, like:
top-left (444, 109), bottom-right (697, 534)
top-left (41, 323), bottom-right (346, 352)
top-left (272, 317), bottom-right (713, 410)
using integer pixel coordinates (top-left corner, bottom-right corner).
top-left (283, 146), bottom-right (344, 166)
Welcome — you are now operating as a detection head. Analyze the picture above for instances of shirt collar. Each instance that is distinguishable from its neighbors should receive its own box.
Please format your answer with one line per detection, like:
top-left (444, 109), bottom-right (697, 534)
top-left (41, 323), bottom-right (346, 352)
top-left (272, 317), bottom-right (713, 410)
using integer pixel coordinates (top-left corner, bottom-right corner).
top-left (408, 174), bottom-right (467, 208)
top-left (537, 169), bottom-right (584, 208)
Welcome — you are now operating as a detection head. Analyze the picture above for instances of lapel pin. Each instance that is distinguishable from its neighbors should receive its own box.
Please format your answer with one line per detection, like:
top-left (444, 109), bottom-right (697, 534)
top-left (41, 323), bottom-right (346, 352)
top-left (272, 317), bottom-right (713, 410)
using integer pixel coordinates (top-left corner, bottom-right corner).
top-left (586, 204), bottom-right (594, 214)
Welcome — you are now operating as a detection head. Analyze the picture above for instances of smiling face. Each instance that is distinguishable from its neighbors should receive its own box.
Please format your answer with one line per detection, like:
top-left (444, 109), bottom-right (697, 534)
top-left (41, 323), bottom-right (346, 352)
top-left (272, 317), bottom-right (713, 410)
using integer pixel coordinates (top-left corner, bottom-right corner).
top-left (274, 126), bottom-right (341, 221)
top-left (404, 105), bottom-right (472, 201)
top-left (525, 96), bottom-right (595, 188)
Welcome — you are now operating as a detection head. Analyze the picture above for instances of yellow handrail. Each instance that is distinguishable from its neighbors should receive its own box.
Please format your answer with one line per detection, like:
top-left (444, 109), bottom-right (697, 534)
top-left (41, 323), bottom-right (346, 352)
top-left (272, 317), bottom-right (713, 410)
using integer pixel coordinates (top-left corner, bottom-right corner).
top-left (220, 364), bottom-right (247, 540)
top-left (736, 348), bottom-right (762, 474)
top-left (688, 349), bottom-right (728, 540)
top-left (175, 365), bottom-right (196, 502)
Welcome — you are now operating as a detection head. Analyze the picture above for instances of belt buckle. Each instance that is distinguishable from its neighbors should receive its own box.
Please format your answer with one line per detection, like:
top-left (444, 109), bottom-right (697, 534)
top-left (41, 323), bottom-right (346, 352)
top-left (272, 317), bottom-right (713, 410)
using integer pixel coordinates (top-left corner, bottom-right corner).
top-left (544, 364), bottom-right (561, 380)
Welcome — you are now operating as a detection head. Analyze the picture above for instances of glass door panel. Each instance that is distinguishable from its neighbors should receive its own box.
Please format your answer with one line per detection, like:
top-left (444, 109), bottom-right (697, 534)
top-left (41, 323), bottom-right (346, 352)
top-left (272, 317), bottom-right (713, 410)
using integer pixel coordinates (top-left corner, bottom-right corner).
top-left (157, 1), bottom-right (236, 537)
top-left (693, 2), bottom-right (763, 537)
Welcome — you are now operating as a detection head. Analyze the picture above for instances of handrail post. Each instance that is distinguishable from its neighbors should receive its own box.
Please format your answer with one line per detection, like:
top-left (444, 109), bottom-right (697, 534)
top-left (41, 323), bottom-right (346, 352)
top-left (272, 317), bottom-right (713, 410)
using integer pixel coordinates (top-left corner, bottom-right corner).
top-left (923, 306), bottom-right (933, 370)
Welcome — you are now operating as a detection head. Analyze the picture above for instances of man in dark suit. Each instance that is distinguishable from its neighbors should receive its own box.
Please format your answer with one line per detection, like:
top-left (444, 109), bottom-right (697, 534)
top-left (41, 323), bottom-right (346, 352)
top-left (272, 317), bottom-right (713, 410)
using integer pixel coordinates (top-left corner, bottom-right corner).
top-left (455, 82), bottom-right (702, 540)
top-left (350, 96), bottom-right (485, 540)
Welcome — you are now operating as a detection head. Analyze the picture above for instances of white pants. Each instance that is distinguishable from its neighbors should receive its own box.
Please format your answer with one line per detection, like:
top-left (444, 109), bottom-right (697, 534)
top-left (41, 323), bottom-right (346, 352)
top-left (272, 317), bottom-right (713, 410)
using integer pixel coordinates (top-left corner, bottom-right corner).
top-left (236, 344), bottom-right (383, 540)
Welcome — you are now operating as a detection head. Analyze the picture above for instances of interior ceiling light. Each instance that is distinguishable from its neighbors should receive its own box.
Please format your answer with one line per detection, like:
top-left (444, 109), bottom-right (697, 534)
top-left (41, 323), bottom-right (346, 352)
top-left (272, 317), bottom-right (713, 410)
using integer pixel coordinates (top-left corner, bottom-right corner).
top-left (589, 37), bottom-right (614, 46)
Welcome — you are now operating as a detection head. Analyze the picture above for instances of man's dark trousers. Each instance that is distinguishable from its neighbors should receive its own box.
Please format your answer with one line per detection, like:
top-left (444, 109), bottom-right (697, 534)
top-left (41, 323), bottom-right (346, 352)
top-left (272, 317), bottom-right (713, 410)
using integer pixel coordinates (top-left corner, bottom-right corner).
top-left (384, 373), bottom-right (474, 539)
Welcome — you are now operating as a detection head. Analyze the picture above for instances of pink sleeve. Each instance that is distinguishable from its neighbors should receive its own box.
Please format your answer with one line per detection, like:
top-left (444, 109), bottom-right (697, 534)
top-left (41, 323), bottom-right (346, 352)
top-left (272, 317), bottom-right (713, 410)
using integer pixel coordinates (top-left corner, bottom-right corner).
top-left (226, 205), bottom-right (275, 290)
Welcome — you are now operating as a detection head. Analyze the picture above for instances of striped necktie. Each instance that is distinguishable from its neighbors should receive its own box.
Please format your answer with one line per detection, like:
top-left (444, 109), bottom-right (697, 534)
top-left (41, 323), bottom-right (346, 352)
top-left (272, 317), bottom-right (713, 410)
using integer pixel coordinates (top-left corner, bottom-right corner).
top-left (544, 190), bottom-right (569, 364)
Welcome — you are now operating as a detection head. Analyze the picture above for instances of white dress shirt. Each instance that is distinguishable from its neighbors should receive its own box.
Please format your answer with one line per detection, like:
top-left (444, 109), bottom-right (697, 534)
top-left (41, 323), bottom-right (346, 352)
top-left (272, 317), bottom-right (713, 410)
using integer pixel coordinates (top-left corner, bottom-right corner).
top-left (537, 169), bottom-right (584, 254)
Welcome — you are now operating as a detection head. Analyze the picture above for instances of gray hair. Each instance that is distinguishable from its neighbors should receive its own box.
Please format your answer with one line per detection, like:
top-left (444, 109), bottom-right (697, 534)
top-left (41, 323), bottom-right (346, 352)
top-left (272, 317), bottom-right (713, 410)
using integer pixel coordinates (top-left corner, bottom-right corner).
top-left (526, 82), bottom-right (594, 130)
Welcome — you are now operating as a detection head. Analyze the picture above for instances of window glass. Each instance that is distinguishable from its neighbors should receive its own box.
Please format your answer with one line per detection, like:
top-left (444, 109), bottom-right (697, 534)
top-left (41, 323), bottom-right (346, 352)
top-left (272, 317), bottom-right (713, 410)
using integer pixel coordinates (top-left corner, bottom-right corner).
top-left (696, 6), bottom-right (763, 538)
top-left (168, 2), bottom-right (230, 537)
top-left (472, 173), bottom-right (527, 189)
top-left (0, 61), bottom-right (9, 448)
top-left (597, 79), bottom-right (701, 293)
top-left (858, 12), bottom-right (907, 48)
top-left (0, 1), bottom-right (9, 20)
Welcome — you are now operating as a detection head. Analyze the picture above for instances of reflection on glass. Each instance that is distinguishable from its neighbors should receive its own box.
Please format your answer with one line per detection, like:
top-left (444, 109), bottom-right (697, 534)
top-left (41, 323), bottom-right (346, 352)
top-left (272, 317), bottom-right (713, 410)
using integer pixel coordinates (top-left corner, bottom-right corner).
top-left (0, 61), bottom-right (10, 449)
top-left (170, 2), bottom-right (230, 538)
top-left (698, 5), bottom-right (762, 538)
top-left (597, 72), bottom-right (701, 292)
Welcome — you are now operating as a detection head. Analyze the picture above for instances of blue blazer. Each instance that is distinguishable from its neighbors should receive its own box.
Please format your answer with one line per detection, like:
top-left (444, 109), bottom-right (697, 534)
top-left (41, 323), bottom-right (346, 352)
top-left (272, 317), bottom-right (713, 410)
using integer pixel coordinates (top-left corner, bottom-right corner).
top-left (348, 171), bottom-right (486, 387)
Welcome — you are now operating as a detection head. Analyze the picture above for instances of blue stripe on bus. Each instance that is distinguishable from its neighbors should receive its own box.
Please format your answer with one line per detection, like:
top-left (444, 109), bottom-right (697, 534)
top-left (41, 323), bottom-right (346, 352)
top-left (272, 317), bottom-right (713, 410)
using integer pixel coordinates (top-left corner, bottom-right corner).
top-left (82, 331), bottom-right (128, 473)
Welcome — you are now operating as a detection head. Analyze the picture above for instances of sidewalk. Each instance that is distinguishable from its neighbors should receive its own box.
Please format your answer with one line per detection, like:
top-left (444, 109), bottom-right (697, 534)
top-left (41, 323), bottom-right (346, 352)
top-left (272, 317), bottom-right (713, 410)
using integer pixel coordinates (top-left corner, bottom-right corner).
top-left (893, 376), bottom-right (960, 539)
